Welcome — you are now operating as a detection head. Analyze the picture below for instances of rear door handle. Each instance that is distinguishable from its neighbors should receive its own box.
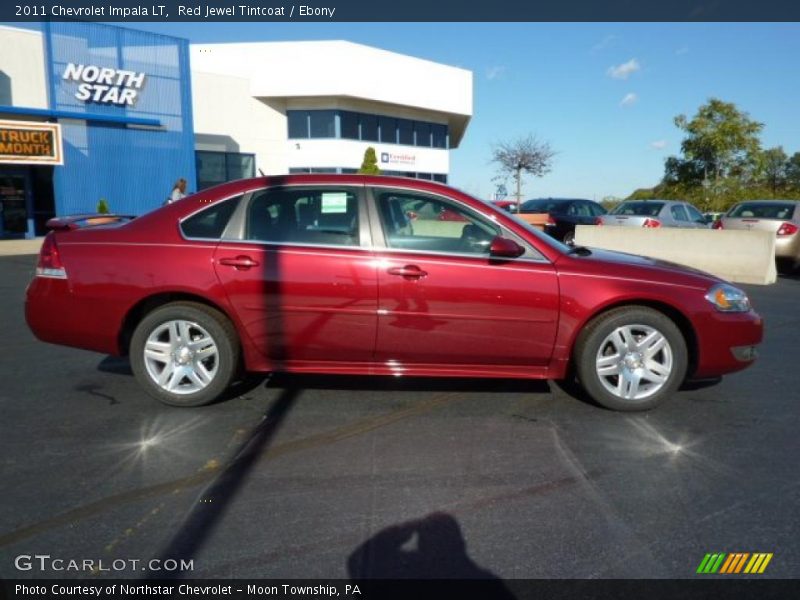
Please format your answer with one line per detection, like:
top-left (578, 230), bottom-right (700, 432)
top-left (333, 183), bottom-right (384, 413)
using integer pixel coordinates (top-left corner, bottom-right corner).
top-left (218, 255), bottom-right (260, 270)
top-left (387, 265), bottom-right (427, 279)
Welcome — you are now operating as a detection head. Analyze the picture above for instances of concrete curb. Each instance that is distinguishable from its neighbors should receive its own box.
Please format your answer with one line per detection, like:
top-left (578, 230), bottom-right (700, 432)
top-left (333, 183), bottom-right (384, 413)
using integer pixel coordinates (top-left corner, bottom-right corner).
top-left (0, 238), bottom-right (43, 257)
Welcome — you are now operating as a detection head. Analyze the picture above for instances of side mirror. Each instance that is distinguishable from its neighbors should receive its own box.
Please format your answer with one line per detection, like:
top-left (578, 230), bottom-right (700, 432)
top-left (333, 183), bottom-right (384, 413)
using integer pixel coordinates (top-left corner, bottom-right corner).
top-left (489, 236), bottom-right (525, 258)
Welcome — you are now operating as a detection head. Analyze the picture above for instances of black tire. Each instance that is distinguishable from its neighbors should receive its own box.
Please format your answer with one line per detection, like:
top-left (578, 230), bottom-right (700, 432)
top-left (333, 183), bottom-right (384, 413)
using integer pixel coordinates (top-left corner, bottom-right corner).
top-left (562, 230), bottom-right (576, 246)
top-left (130, 302), bottom-right (240, 407)
top-left (573, 306), bottom-right (688, 411)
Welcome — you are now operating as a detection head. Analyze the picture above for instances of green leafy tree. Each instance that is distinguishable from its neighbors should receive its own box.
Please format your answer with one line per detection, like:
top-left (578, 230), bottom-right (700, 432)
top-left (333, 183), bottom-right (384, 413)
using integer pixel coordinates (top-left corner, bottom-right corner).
top-left (673, 98), bottom-right (764, 183)
top-left (490, 134), bottom-right (556, 211)
top-left (97, 198), bottom-right (110, 214)
top-left (786, 152), bottom-right (800, 189)
top-left (357, 147), bottom-right (381, 175)
top-left (760, 146), bottom-right (788, 194)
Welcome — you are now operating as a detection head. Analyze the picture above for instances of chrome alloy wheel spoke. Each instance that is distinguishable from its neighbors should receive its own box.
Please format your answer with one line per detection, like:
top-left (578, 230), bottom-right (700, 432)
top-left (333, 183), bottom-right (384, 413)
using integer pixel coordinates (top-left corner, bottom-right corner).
top-left (596, 324), bottom-right (673, 402)
top-left (143, 319), bottom-right (219, 395)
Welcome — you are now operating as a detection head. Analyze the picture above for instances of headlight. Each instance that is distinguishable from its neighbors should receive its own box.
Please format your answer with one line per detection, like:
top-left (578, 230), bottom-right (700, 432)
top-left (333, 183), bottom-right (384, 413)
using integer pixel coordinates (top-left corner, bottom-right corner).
top-left (705, 283), bottom-right (751, 313)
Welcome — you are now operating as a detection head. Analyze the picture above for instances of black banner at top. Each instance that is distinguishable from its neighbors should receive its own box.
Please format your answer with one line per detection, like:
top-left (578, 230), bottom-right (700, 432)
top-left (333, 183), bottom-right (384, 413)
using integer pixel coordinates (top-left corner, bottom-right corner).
top-left (3, 0), bottom-right (800, 22)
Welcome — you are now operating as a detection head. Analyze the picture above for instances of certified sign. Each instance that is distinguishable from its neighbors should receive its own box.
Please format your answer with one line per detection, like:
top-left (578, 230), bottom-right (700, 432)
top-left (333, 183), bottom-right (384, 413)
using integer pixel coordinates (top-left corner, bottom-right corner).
top-left (62, 63), bottom-right (147, 106)
top-left (0, 121), bottom-right (63, 165)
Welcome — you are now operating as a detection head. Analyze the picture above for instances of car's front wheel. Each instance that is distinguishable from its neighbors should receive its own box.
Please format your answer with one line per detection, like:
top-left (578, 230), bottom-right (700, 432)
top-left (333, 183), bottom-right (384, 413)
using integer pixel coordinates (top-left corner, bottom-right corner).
top-left (130, 302), bottom-right (240, 407)
top-left (562, 230), bottom-right (576, 246)
top-left (574, 306), bottom-right (688, 411)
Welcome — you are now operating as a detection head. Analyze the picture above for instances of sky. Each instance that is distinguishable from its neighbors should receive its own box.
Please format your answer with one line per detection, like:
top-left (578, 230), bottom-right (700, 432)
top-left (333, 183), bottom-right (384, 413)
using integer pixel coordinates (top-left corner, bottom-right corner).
top-left (67, 22), bottom-right (800, 199)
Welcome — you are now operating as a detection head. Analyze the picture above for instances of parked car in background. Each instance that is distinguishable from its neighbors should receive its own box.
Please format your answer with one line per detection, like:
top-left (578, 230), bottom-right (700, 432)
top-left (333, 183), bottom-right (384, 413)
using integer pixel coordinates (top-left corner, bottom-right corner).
top-left (518, 198), bottom-right (606, 245)
top-left (26, 175), bottom-right (762, 412)
top-left (716, 200), bottom-right (800, 270)
top-left (599, 200), bottom-right (707, 229)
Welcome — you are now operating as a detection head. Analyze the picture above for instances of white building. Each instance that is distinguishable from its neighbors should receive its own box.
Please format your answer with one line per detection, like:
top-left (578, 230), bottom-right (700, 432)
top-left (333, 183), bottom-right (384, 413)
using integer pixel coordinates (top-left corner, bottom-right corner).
top-left (189, 40), bottom-right (473, 187)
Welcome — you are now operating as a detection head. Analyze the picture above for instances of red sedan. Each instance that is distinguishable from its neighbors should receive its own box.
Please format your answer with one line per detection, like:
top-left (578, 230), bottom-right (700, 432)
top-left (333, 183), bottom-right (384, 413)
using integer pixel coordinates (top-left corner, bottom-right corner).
top-left (26, 175), bottom-right (762, 411)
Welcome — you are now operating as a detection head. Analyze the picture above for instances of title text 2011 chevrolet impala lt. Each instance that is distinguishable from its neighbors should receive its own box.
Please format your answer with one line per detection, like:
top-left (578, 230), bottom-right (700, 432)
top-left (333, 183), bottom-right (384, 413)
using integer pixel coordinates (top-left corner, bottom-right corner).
top-left (25, 175), bottom-right (763, 411)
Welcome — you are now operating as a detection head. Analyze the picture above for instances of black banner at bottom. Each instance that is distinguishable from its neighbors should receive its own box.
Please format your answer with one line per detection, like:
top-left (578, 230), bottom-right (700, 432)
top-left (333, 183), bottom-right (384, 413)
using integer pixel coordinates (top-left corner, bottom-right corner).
top-left (2, 579), bottom-right (799, 600)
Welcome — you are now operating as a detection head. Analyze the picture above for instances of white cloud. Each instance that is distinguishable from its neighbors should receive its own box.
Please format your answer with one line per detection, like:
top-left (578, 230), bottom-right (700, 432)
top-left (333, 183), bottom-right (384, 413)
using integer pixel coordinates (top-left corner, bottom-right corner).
top-left (607, 58), bottom-right (641, 80)
top-left (650, 140), bottom-right (668, 150)
top-left (591, 35), bottom-right (617, 53)
top-left (620, 93), bottom-right (638, 107)
top-left (486, 66), bottom-right (507, 81)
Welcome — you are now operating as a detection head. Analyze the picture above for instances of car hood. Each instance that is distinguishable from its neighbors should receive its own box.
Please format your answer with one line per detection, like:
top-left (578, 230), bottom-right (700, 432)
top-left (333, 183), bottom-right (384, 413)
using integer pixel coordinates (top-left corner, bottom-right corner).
top-left (558, 247), bottom-right (723, 287)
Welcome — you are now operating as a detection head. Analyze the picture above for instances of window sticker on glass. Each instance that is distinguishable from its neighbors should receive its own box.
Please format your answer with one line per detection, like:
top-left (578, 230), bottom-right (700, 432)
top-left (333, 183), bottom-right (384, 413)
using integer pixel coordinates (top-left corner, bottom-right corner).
top-left (321, 192), bottom-right (348, 214)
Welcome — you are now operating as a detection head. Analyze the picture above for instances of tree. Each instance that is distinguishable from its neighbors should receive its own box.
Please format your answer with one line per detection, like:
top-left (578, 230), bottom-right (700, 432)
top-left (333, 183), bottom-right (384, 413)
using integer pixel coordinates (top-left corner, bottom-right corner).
top-left (786, 152), bottom-right (800, 189)
top-left (490, 134), bottom-right (556, 210)
top-left (760, 146), bottom-right (788, 194)
top-left (97, 198), bottom-right (110, 214)
top-left (673, 98), bottom-right (763, 182)
top-left (357, 147), bottom-right (381, 175)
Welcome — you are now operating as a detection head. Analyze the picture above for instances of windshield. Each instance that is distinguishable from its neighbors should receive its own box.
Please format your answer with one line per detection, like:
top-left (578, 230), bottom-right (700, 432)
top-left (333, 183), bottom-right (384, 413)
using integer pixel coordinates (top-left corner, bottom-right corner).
top-left (611, 201), bottom-right (665, 217)
top-left (728, 202), bottom-right (797, 220)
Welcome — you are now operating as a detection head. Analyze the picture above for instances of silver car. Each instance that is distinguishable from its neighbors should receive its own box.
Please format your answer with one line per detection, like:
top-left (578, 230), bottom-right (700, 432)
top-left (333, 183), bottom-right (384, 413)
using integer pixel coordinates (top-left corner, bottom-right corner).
top-left (600, 200), bottom-right (708, 229)
top-left (717, 200), bottom-right (800, 269)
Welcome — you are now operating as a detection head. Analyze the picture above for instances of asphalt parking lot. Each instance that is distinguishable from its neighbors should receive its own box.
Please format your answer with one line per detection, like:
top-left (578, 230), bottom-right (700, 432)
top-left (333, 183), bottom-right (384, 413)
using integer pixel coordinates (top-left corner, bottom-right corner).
top-left (0, 254), bottom-right (798, 580)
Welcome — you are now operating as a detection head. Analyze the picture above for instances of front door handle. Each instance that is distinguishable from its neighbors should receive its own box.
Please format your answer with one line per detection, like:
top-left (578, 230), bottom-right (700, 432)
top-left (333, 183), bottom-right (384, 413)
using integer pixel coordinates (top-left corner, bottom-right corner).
top-left (218, 255), bottom-right (260, 270)
top-left (387, 265), bottom-right (428, 279)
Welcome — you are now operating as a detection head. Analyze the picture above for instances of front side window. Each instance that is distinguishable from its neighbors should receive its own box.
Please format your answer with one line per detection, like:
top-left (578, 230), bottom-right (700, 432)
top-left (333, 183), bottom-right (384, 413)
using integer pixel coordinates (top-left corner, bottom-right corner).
top-left (375, 190), bottom-right (500, 256)
top-left (685, 204), bottom-right (705, 222)
top-left (246, 188), bottom-right (360, 247)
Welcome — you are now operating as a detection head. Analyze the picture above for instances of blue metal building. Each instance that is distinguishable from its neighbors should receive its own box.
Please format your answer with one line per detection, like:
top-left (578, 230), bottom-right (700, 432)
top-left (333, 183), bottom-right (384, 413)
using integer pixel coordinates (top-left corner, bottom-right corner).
top-left (0, 22), bottom-right (196, 238)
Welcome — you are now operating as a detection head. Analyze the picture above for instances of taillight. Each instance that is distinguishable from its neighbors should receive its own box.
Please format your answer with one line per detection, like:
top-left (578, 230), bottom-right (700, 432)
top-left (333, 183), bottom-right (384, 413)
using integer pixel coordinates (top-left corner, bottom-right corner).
top-left (712, 220), bottom-right (724, 230)
top-left (546, 215), bottom-right (557, 226)
top-left (777, 222), bottom-right (798, 236)
top-left (36, 233), bottom-right (67, 279)
top-left (595, 217), bottom-right (603, 226)
top-left (642, 218), bottom-right (662, 228)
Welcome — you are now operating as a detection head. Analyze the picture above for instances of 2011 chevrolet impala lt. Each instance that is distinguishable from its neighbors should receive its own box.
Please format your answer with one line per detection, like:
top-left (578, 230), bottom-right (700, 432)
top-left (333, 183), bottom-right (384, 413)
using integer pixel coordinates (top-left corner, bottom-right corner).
top-left (25, 175), bottom-right (763, 411)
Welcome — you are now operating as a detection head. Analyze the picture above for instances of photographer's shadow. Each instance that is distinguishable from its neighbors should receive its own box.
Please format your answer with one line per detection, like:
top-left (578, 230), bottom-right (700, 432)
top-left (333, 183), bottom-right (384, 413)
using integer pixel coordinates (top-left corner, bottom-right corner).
top-left (347, 512), bottom-right (515, 596)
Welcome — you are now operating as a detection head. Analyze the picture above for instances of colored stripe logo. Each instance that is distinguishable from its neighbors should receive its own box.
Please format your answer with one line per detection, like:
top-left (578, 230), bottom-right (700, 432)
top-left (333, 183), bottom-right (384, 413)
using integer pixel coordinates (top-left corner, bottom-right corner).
top-left (696, 553), bottom-right (773, 574)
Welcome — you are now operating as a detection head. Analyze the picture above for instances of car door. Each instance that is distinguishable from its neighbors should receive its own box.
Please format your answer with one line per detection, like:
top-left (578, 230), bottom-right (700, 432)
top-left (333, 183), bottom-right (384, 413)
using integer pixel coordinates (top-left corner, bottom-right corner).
top-left (212, 185), bottom-right (378, 364)
top-left (669, 204), bottom-right (691, 228)
top-left (369, 187), bottom-right (559, 367)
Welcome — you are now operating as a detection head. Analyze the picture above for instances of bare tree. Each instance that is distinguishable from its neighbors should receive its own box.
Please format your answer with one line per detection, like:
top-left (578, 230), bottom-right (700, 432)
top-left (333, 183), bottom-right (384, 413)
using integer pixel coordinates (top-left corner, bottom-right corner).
top-left (491, 134), bottom-right (556, 211)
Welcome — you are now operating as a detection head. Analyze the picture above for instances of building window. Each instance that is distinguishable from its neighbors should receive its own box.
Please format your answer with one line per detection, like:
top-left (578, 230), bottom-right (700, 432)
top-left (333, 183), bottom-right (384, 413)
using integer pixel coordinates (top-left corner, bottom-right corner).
top-left (397, 119), bottom-right (414, 145)
top-left (414, 122), bottom-right (432, 147)
top-left (310, 110), bottom-right (336, 138)
top-left (287, 111), bottom-right (308, 138)
top-left (196, 151), bottom-right (256, 190)
top-left (340, 111), bottom-right (359, 140)
top-left (360, 114), bottom-right (379, 142)
top-left (288, 109), bottom-right (448, 149)
top-left (379, 116), bottom-right (397, 143)
top-left (432, 124), bottom-right (448, 149)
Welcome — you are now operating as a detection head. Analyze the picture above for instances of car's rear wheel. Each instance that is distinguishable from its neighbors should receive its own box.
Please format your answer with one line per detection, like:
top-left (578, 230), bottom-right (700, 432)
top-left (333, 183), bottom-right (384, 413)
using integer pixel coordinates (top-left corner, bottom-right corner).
top-left (574, 306), bottom-right (687, 411)
top-left (130, 302), bottom-right (239, 407)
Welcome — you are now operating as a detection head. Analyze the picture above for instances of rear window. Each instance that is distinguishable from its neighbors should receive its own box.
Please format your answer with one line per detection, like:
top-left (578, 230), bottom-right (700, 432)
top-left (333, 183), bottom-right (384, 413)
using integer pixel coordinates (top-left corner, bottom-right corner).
top-left (180, 196), bottom-right (241, 239)
top-left (611, 202), bottom-right (665, 217)
top-left (728, 203), bottom-right (796, 220)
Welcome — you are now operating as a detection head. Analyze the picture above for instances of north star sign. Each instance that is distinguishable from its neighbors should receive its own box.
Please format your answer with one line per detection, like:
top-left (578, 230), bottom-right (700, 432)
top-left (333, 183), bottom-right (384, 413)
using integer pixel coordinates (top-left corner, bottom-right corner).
top-left (62, 63), bottom-right (147, 106)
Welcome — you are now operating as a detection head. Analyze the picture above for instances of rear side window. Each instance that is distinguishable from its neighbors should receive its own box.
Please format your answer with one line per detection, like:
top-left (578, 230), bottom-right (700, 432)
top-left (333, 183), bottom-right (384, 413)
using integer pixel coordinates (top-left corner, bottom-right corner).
top-left (728, 203), bottom-right (796, 220)
top-left (246, 187), bottom-right (360, 247)
top-left (612, 202), bottom-right (665, 217)
top-left (180, 196), bottom-right (241, 239)
top-left (670, 205), bottom-right (689, 221)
